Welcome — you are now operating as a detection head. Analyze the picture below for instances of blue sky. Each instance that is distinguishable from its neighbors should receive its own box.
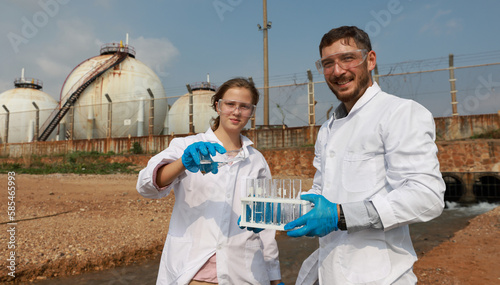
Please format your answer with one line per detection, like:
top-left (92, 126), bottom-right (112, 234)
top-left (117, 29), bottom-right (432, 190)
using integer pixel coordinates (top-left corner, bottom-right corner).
top-left (1, 0), bottom-right (499, 125)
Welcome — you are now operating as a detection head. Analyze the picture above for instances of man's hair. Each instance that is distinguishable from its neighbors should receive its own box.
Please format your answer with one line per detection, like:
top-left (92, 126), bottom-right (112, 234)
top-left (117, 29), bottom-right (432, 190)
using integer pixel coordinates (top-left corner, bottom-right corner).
top-left (319, 26), bottom-right (372, 56)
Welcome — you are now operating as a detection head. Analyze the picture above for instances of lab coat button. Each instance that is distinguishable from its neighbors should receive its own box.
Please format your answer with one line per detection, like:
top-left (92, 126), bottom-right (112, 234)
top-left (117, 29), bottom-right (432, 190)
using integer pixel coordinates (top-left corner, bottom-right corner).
top-left (329, 150), bottom-right (335, 158)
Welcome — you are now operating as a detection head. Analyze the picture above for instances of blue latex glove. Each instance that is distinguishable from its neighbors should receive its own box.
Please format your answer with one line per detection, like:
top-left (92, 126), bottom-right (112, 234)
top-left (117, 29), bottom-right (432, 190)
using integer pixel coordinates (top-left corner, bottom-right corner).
top-left (277, 282), bottom-right (285, 285)
top-left (238, 215), bottom-right (264, 234)
top-left (181, 142), bottom-right (226, 174)
top-left (284, 194), bottom-right (339, 237)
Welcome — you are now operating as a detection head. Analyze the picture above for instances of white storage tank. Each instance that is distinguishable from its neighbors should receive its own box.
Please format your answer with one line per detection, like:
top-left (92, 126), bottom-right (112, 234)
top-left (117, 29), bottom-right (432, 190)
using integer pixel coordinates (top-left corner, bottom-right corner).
top-left (0, 72), bottom-right (59, 143)
top-left (59, 40), bottom-right (168, 139)
top-left (167, 82), bottom-right (218, 134)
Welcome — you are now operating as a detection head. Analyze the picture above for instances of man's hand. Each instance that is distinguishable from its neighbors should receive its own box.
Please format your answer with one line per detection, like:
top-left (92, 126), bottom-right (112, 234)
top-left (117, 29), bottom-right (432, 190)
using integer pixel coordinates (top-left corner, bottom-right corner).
top-left (284, 194), bottom-right (339, 237)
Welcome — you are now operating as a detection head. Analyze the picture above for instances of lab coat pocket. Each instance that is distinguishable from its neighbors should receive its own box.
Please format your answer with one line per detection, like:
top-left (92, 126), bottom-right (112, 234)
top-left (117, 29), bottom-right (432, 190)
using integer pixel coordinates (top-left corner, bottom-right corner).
top-left (244, 238), bottom-right (266, 274)
top-left (341, 152), bottom-right (376, 192)
top-left (165, 235), bottom-right (192, 277)
top-left (339, 230), bottom-right (391, 283)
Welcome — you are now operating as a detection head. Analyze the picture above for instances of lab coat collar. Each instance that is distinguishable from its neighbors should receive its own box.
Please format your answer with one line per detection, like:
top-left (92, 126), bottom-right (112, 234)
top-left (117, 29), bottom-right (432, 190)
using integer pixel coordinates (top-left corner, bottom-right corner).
top-left (332, 81), bottom-right (381, 119)
top-left (328, 82), bottom-right (381, 130)
top-left (204, 128), bottom-right (254, 158)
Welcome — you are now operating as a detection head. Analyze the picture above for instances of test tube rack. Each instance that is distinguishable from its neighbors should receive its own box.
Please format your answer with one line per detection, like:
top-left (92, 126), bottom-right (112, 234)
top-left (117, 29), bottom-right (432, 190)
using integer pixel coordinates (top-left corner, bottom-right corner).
top-left (240, 178), bottom-right (312, 231)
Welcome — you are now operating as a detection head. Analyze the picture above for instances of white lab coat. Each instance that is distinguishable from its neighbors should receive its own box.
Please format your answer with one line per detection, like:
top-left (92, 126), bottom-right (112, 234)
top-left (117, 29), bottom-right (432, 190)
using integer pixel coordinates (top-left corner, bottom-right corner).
top-left (137, 128), bottom-right (281, 285)
top-left (297, 83), bottom-right (445, 285)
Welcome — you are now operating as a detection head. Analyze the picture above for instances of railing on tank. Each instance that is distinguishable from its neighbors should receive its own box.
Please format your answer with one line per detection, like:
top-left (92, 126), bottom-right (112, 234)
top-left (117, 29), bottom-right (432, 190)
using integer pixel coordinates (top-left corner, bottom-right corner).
top-left (190, 82), bottom-right (217, 91)
top-left (14, 77), bottom-right (43, 90)
top-left (100, 43), bottom-right (136, 57)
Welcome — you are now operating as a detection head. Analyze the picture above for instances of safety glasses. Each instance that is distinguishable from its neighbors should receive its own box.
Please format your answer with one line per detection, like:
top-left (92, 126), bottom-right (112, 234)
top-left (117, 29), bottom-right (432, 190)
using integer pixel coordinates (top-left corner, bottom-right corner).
top-left (315, 49), bottom-right (368, 74)
top-left (218, 99), bottom-right (256, 117)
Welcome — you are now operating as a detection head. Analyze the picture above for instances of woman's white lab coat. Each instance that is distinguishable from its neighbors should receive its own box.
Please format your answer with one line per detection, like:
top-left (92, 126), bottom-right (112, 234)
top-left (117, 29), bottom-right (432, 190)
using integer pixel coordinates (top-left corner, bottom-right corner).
top-left (297, 83), bottom-right (445, 284)
top-left (137, 128), bottom-right (281, 285)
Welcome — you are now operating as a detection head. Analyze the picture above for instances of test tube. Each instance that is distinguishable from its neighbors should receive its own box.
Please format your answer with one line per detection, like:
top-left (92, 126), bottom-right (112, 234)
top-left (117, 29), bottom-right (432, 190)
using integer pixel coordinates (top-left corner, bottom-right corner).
top-left (272, 179), bottom-right (282, 225)
top-left (292, 179), bottom-right (302, 220)
top-left (262, 179), bottom-right (272, 224)
top-left (199, 153), bottom-right (212, 175)
top-left (246, 178), bottom-right (255, 224)
top-left (254, 179), bottom-right (264, 223)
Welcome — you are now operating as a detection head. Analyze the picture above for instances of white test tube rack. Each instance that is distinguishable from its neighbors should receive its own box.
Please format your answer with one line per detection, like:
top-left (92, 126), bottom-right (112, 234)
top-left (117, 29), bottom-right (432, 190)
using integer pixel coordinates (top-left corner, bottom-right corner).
top-left (240, 178), bottom-right (312, 231)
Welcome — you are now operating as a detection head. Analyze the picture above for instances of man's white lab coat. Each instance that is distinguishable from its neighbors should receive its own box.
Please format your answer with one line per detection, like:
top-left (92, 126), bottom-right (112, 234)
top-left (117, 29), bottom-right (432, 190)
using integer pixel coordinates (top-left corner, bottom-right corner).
top-left (297, 83), bottom-right (445, 284)
top-left (137, 128), bottom-right (281, 285)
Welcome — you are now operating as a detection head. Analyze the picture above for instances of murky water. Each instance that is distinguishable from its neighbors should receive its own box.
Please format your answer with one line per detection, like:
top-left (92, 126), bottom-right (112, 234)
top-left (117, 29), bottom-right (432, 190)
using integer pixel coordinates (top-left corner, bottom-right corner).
top-left (34, 202), bottom-right (498, 285)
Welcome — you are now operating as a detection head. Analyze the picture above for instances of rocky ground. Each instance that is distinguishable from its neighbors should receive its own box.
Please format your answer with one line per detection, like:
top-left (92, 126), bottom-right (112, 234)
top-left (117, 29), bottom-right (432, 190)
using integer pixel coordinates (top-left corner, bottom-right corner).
top-left (0, 174), bottom-right (498, 284)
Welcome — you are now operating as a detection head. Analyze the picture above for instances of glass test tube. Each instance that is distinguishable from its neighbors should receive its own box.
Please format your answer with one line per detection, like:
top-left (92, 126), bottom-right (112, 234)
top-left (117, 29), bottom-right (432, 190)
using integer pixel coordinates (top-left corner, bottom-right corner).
top-left (254, 179), bottom-right (264, 223)
top-left (292, 179), bottom-right (302, 220)
top-left (246, 178), bottom-right (254, 224)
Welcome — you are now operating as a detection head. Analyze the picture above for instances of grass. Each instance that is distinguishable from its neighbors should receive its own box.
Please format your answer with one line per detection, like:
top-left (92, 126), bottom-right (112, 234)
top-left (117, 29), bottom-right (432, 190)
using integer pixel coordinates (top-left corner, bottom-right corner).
top-left (470, 129), bottom-right (500, 139)
top-left (0, 151), bottom-right (137, 175)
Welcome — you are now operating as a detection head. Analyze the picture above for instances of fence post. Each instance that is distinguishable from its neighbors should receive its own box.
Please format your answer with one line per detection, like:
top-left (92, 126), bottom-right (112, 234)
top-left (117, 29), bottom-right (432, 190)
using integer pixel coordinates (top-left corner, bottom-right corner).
top-left (307, 70), bottom-right (315, 145)
top-left (2, 105), bottom-right (9, 144)
top-left (449, 54), bottom-right (459, 117)
top-left (32, 102), bottom-right (39, 142)
top-left (147, 88), bottom-right (155, 136)
top-left (186, 84), bottom-right (194, 134)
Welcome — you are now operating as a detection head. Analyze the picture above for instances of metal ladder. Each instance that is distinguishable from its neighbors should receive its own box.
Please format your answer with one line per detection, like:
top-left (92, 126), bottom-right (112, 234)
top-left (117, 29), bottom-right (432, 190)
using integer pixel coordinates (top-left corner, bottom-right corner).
top-left (37, 51), bottom-right (128, 141)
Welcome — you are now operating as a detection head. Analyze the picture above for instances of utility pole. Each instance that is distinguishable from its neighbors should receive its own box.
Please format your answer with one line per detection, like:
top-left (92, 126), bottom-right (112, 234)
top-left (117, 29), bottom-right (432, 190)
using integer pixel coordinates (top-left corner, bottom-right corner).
top-left (258, 0), bottom-right (271, 127)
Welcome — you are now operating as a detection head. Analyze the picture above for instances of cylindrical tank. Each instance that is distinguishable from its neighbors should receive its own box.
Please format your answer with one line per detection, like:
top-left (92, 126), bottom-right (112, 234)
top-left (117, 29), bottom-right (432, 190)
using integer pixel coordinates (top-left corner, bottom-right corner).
top-left (0, 76), bottom-right (58, 143)
top-left (167, 82), bottom-right (218, 134)
top-left (60, 43), bottom-right (168, 139)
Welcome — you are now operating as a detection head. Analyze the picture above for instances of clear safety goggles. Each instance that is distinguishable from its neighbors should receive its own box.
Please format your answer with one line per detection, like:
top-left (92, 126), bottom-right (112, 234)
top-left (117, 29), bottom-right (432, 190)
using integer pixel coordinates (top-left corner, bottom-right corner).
top-left (315, 49), bottom-right (368, 74)
top-left (218, 99), bottom-right (256, 117)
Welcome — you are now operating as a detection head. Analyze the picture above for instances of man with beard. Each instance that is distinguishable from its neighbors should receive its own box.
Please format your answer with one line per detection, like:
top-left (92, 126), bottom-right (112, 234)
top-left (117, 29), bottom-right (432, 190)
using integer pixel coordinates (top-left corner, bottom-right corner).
top-left (284, 26), bottom-right (445, 284)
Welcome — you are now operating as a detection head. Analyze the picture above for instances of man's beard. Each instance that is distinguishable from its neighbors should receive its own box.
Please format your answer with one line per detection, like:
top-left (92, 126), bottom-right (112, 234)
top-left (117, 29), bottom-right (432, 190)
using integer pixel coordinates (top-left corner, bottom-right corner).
top-left (327, 67), bottom-right (371, 104)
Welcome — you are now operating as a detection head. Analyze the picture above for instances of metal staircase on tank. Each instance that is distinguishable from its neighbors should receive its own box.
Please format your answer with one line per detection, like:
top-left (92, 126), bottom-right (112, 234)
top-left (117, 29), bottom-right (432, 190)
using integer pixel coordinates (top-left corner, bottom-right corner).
top-left (37, 50), bottom-right (129, 141)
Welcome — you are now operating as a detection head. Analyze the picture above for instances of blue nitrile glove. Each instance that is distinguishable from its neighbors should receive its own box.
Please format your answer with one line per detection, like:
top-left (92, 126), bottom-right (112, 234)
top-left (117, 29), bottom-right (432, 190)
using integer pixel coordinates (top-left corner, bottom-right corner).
top-left (284, 194), bottom-right (338, 237)
top-left (181, 142), bottom-right (226, 174)
top-left (238, 215), bottom-right (264, 234)
top-left (277, 282), bottom-right (285, 285)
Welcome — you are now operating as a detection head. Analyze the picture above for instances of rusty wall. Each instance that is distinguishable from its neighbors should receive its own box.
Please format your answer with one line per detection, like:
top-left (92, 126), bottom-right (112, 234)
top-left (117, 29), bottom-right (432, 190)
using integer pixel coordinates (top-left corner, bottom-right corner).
top-left (435, 113), bottom-right (500, 140)
top-left (260, 140), bottom-right (500, 178)
top-left (437, 140), bottom-right (500, 172)
top-left (1, 139), bottom-right (499, 178)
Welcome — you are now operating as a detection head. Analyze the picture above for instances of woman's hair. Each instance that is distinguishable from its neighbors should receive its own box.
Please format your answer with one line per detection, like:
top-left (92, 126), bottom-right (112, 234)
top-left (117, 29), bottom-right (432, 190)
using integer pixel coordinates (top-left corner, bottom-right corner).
top-left (319, 26), bottom-right (372, 56)
top-left (210, 77), bottom-right (259, 131)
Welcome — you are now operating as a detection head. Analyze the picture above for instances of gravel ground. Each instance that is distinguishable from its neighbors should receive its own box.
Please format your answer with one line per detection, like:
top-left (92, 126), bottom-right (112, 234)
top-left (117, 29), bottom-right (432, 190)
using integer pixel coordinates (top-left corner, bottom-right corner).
top-left (0, 174), bottom-right (498, 284)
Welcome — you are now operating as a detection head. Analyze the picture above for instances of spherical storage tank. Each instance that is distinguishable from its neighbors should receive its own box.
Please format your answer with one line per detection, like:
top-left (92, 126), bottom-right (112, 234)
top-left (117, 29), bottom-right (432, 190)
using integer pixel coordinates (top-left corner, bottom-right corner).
top-left (60, 42), bottom-right (168, 139)
top-left (0, 75), bottom-right (58, 143)
top-left (167, 82), bottom-right (218, 134)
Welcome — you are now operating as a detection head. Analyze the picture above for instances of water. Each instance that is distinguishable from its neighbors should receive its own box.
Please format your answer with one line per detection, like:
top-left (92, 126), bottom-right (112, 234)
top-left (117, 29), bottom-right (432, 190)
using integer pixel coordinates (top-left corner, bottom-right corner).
top-left (34, 202), bottom-right (498, 285)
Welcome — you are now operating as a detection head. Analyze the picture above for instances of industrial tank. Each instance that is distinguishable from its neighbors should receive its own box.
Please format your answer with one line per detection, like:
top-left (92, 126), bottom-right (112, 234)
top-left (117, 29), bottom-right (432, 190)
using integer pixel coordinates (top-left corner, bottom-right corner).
top-left (167, 82), bottom-right (218, 134)
top-left (59, 42), bottom-right (168, 139)
top-left (0, 74), bottom-right (58, 143)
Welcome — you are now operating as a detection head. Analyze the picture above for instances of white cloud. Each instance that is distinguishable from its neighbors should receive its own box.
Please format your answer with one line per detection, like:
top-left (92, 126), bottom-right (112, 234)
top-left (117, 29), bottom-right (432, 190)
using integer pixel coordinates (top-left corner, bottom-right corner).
top-left (36, 57), bottom-right (72, 78)
top-left (419, 9), bottom-right (461, 36)
top-left (130, 36), bottom-right (180, 78)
